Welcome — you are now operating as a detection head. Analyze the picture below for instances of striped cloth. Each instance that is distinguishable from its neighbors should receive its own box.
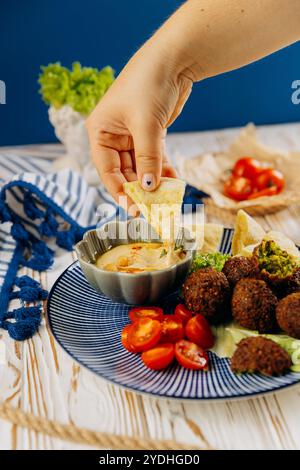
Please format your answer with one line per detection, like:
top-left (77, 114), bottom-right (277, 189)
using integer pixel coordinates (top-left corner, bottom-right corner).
top-left (0, 153), bottom-right (117, 341)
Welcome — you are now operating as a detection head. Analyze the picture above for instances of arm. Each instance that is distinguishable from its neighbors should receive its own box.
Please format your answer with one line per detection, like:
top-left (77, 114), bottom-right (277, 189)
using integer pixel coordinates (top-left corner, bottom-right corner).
top-left (87, 0), bottom-right (300, 209)
top-left (152, 0), bottom-right (300, 82)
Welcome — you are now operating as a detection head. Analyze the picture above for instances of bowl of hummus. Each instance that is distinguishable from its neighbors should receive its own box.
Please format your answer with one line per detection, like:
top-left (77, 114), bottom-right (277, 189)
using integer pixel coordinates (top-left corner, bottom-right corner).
top-left (75, 218), bottom-right (196, 304)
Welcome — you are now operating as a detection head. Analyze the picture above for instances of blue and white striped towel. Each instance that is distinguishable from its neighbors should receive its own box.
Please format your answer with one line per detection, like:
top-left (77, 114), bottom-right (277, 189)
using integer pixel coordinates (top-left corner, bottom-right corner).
top-left (0, 153), bottom-right (117, 341)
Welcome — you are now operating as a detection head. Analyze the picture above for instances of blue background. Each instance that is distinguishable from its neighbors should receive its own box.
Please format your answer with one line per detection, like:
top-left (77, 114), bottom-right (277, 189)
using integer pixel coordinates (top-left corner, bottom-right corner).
top-left (0, 0), bottom-right (299, 146)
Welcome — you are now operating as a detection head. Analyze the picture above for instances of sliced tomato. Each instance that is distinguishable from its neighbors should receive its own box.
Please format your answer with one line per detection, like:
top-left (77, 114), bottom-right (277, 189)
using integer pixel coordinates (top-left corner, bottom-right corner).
top-left (254, 169), bottom-right (285, 194)
top-left (247, 186), bottom-right (278, 200)
top-left (129, 306), bottom-right (164, 323)
top-left (174, 304), bottom-right (193, 325)
top-left (127, 317), bottom-right (161, 352)
top-left (185, 315), bottom-right (215, 349)
top-left (141, 343), bottom-right (175, 370)
top-left (233, 157), bottom-right (262, 180)
top-left (160, 315), bottom-right (185, 343)
top-left (224, 176), bottom-right (253, 201)
top-left (121, 325), bottom-right (138, 353)
top-left (175, 340), bottom-right (209, 370)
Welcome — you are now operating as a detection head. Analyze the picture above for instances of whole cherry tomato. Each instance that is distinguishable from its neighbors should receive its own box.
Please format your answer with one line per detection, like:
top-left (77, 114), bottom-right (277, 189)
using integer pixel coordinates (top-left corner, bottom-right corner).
top-left (174, 304), bottom-right (193, 325)
top-left (127, 318), bottom-right (162, 352)
top-left (141, 343), bottom-right (175, 370)
top-left (160, 315), bottom-right (185, 343)
top-left (185, 315), bottom-right (215, 349)
top-left (233, 157), bottom-right (262, 179)
top-left (254, 169), bottom-right (285, 194)
top-left (129, 306), bottom-right (164, 323)
top-left (224, 176), bottom-right (253, 201)
top-left (175, 340), bottom-right (209, 370)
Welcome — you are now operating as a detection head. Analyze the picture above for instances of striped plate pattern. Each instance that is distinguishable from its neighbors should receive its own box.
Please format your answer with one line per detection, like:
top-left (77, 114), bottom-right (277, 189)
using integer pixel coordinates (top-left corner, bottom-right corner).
top-left (47, 228), bottom-right (300, 400)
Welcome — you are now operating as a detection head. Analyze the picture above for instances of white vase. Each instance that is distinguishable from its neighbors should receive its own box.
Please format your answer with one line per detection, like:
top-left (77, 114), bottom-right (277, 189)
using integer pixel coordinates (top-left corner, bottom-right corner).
top-left (49, 105), bottom-right (99, 185)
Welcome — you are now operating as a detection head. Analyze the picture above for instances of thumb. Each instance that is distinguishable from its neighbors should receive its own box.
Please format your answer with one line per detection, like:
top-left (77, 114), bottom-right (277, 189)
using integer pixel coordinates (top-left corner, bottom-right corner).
top-left (132, 119), bottom-right (164, 191)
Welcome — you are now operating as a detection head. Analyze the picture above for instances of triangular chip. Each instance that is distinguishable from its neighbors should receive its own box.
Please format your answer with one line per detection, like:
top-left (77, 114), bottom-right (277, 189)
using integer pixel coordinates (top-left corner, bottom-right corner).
top-left (183, 222), bottom-right (223, 253)
top-left (232, 211), bottom-right (300, 260)
top-left (201, 223), bottom-right (224, 253)
top-left (231, 209), bottom-right (265, 256)
top-left (239, 243), bottom-right (260, 258)
top-left (124, 177), bottom-right (186, 240)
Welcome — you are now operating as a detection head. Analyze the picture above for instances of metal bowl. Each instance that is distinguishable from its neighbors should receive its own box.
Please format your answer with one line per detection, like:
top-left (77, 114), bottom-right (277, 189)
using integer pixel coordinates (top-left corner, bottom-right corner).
top-left (75, 218), bottom-right (195, 305)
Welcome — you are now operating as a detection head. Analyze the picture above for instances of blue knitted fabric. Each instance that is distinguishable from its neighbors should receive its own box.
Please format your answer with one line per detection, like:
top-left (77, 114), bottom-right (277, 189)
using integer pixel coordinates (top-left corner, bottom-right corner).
top-left (0, 153), bottom-right (117, 341)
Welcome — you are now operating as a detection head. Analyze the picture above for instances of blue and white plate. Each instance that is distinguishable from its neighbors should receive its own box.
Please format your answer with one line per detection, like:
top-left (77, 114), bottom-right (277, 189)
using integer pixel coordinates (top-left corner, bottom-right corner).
top-left (47, 228), bottom-right (300, 400)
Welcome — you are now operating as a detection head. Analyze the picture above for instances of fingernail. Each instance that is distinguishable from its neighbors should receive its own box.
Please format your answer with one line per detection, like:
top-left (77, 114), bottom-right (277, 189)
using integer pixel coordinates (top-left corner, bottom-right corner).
top-left (142, 173), bottom-right (156, 191)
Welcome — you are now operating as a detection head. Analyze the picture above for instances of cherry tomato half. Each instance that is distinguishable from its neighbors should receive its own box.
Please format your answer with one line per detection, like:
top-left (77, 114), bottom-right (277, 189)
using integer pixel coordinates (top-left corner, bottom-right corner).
top-left (127, 318), bottom-right (161, 353)
top-left (129, 306), bottom-right (164, 323)
top-left (247, 186), bottom-right (278, 200)
top-left (233, 157), bottom-right (262, 180)
top-left (224, 176), bottom-right (253, 201)
top-left (254, 169), bottom-right (285, 194)
top-left (160, 315), bottom-right (185, 343)
top-left (175, 340), bottom-right (209, 370)
top-left (185, 315), bottom-right (215, 349)
top-left (121, 325), bottom-right (138, 353)
top-left (141, 343), bottom-right (175, 370)
top-left (174, 304), bottom-right (193, 325)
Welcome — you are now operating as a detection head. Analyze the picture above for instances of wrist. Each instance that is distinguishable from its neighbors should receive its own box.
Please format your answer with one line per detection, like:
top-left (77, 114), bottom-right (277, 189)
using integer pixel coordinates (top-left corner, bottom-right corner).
top-left (143, 18), bottom-right (206, 83)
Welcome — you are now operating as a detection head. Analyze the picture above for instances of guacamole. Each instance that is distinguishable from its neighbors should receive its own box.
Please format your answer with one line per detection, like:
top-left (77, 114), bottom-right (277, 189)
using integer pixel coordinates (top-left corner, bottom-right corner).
top-left (254, 240), bottom-right (298, 278)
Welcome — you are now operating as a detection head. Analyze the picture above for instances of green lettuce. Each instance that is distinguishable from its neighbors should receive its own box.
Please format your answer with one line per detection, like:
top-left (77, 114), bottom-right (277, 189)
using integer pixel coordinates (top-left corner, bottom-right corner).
top-left (190, 252), bottom-right (230, 273)
top-left (38, 62), bottom-right (115, 115)
top-left (38, 63), bottom-right (70, 109)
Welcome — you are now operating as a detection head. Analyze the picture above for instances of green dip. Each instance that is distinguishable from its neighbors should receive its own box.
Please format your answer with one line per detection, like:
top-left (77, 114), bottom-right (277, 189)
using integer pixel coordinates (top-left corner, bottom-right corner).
top-left (255, 240), bottom-right (298, 278)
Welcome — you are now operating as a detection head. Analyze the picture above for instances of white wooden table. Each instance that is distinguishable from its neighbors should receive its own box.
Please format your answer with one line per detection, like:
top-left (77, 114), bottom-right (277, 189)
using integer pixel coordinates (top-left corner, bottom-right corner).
top-left (1, 122), bottom-right (300, 450)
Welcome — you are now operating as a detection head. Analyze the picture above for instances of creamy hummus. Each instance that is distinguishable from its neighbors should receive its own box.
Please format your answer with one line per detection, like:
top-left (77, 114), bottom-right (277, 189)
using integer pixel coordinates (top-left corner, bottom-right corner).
top-left (96, 242), bottom-right (186, 273)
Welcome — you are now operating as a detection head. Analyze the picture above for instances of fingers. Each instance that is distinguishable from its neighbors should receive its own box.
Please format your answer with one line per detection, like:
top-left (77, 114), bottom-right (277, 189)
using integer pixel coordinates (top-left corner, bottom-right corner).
top-left (121, 149), bottom-right (177, 181)
top-left (161, 141), bottom-right (177, 178)
top-left (132, 119), bottom-right (164, 191)
top-left (120, 151), bottom-right (137, 182)
top-left (91, 145), bottom-right (138, 216)
top-left (98, 131), bottom-right (134, 152)
top-left (162, 161), bottom-right (178, 178)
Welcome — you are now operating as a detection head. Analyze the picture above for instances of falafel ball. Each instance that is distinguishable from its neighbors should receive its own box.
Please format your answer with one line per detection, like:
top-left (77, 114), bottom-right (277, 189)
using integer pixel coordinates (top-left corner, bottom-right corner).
top-left (285, 267), bottom-right (300, 296)
top-left (232, 278), bottom-right (278, 333)
top-left (276, 292), bottom-right (300, 339)
top-left (222, 256), bottom-right (259, 288)
top-left (260, 267), bottom-right (300, 298)
top-left (182, 267), bottom-right (230, 324)
top-left (252, 240), bottom-right (300, 297)
top-left (231, 337), bottom-right (291, 376)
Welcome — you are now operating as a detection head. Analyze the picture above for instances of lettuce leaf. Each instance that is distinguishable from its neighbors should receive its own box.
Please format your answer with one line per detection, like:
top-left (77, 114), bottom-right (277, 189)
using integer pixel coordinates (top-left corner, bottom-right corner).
top-left (38, 63), bottom-right (70, 109)
top-left (190, 252), bottom-right (230, 273)
top-left (38, 62), bottom-right (115, 115)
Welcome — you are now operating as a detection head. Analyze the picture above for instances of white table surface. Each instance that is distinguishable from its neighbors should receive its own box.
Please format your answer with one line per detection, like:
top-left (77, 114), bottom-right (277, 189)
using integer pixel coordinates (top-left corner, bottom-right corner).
top-left (1, 122), bottom-right (300, 450)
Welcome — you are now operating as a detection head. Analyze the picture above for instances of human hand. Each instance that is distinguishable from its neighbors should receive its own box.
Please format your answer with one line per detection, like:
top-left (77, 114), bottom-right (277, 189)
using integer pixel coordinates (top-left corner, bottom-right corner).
top-left (86, 41), bottom-right (193, 213)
